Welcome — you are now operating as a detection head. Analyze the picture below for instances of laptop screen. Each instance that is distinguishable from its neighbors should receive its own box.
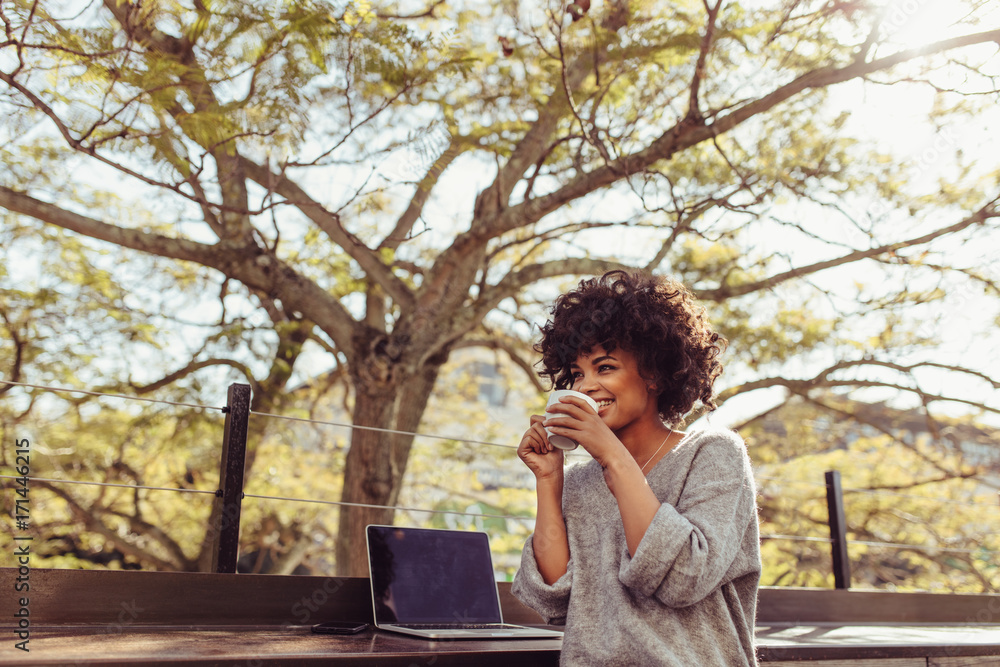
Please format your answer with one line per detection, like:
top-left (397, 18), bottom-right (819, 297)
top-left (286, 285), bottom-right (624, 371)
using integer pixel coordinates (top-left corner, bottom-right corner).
top-left (367, 525), bottom-right (504, 625)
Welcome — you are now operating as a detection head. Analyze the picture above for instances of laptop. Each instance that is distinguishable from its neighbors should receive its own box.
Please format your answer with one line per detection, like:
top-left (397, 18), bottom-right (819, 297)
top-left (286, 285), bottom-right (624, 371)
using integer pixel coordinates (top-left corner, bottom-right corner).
top-left (366, 524), bottom-right (564, 639)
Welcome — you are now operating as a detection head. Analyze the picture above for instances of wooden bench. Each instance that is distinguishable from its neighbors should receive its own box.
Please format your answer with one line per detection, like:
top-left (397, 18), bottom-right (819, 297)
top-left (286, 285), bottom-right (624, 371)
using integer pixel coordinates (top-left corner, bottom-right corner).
top-left (2, 568), bottom-right (998, 665)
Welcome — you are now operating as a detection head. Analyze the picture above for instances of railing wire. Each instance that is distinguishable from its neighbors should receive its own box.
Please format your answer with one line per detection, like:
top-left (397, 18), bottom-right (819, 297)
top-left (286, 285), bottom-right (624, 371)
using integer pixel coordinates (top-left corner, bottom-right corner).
top-left (0, 474), bottom-right (217, 495)
top-left (241, 492), bottom-right (534, 522)
top-left (0, 379), bottom-right (223, 412)
top-left (250, 409), bottom-right (518, 450)
top-left (756, 474), bottom-right (999, 508)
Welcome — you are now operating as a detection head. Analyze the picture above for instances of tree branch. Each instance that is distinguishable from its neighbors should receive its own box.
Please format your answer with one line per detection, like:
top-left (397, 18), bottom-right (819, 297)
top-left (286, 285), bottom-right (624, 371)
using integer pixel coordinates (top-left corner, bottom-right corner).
top-left (0, 69), bottom-right (210, 205)
top-left (376, 0), bottom-right (447, 21)
top-left (483, 28), bottom-right (1000, 241)
top-left (37, 481), bottom-right (184, 571)
top-left (126, 358), bottom-right (262, 396)
top-left (379, 134), bottom-right (463, 251)
top-left (472, 54), bottom-right (599, 222)
top-left (474, 257), bottom-right (633, 323)
top-left (101, 504), bottom-right (197, 571)
top-left (101, 0), bottom-right (189, 58)
top-left (238, 157), bottom-right (416, 313)
top-left (716, 356), bottom-right (1000, 417)
top-left (644, 197), bottom-right (719, 272)
top-left (0, 185), bottom-right (225, 263)
top-left (820, 358), bottom-right (1000, 391)
top-left (696, 200), bottom-right (998, 301)
top-left (453, 334), bottom-right (547, 393)
top-left (802, 394), bottom-right (980, 479)
top-left (688, 0), bottom-right (722, 122)
top-left (0, 309), bottom-right (24, 397)
top-left (105, 0), bottom-right (255, 239)
top-left (0, 185), bottom-right (363, 362)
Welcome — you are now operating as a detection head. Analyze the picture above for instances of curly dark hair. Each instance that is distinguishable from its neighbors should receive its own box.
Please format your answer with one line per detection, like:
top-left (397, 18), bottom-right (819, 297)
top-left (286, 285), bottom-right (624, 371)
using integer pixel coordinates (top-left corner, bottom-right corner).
top-left (535, 270), bottom-right (727, 425)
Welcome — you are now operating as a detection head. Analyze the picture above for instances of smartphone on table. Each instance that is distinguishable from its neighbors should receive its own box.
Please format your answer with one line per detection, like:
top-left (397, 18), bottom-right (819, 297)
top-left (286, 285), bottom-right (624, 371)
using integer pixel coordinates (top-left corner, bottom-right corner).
top-left (311, 621), bottom-right (369, 635)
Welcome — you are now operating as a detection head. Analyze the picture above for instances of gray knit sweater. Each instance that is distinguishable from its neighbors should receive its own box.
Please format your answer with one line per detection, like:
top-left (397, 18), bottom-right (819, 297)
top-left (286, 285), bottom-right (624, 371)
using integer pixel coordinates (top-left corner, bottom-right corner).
top-left (512, 428), bottom-right (760, 666)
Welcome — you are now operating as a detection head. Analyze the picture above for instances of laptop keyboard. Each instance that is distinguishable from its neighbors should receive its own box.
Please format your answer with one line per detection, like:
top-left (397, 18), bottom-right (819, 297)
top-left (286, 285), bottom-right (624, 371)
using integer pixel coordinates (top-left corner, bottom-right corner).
top-left (395, 623), bottom-right (524, 630)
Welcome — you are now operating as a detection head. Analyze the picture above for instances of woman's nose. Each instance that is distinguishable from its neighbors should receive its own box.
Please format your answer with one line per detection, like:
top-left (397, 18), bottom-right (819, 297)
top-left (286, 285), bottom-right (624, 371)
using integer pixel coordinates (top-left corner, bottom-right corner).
top-left (574, 373), bottom-right (597, 392)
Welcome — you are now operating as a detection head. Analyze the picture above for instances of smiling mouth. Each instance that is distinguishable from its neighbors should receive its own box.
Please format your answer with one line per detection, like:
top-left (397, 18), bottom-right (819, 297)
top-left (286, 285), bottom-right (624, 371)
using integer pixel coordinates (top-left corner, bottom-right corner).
top-left (596, 399), bottom-right (614, 410)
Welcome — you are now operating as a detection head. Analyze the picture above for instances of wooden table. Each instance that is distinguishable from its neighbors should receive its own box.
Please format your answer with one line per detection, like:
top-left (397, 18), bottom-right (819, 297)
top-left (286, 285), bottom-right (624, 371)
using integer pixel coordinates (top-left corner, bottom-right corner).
top-left (0, 625), bottom-right (562, 666)
top-left (7, 622), bottom-right (1000, 665)
top-left (757, 624), bottom-right (1000, 664)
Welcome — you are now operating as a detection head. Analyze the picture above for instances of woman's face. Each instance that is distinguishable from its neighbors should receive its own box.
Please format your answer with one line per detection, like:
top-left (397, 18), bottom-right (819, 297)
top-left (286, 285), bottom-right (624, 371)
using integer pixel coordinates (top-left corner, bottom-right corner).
top-left (570, 344), bottom-right (659, 433)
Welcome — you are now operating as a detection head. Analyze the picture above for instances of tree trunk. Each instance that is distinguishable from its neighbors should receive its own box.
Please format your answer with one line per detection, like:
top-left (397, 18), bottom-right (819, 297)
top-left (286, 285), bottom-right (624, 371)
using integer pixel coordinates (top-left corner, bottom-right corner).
top-left (335, 356), bottom-right (444, 576)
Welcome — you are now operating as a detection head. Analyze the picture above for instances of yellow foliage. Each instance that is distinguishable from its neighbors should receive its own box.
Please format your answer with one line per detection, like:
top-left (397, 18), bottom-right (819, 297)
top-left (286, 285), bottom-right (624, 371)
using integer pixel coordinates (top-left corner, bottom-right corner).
top-left (749, 398), bottom-right (999, 592)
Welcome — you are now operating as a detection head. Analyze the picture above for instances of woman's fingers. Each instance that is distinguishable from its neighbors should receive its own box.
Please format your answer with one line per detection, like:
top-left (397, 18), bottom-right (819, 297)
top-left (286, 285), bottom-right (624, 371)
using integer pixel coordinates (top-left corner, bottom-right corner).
top-left (530, 415), bottom-right (554, 452)
top-left (519, 416), bottom-right (554, 455)
top-left (556, 396), bottom-right (597, 414)
top-left (544, 405), bottom-right (588, 433)
top-left (517, 417), bottom-right (565, 479)
top-left (545, 398), bottom-right (595, 425)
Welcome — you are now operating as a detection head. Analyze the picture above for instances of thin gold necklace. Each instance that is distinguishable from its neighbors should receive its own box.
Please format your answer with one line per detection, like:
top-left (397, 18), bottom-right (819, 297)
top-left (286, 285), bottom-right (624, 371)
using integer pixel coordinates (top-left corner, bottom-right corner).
top-left (640, 432), bottom-right (672, 475)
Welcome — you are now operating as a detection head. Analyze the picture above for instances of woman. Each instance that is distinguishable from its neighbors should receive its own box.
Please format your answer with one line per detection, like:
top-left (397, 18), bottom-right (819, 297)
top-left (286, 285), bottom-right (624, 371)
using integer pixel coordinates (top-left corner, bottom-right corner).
top-left (512, 270), bottom-right (760, 666)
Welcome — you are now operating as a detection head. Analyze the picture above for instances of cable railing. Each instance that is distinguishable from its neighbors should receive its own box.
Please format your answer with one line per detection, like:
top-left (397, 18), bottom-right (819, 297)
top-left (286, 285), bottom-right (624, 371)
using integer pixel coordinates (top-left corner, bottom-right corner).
top-left (0, 471), bottom-right (534, 526)
top-left (758, 534), bottom-right (833, 544)
top-left (0, 475), bottom-right (218, 496)
top-left (241, 491), bottom-right (534, 522)
top-left (0, 379), bottom-right (225, 412)
top-left (756, 474), bottom-right (1000, 507)
top-left (250, 409), bottom-right (520, 451)
top-left (15, 472), bottom-right (989, 551)
top-left (2, 378), bottom-right (998, 588)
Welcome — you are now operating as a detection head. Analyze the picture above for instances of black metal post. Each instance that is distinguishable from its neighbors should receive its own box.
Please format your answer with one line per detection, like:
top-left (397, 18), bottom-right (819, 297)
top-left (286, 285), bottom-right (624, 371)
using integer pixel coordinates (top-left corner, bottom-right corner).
top-left (825, 470), bottom-right (851, 589)
top-left (213, 383), bottom-right (251, 573)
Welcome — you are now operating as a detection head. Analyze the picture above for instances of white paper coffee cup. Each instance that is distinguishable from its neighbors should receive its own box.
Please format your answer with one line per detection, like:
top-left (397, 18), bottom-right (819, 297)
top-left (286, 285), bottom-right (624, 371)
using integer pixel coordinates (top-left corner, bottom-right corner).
top-left (544, 390), bottom-right (600, 451)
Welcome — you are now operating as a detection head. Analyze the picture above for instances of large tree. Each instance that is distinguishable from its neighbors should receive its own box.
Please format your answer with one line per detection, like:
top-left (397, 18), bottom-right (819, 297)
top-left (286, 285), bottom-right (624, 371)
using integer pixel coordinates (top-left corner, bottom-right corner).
top-left (2, 0), bottom-right (999, 575)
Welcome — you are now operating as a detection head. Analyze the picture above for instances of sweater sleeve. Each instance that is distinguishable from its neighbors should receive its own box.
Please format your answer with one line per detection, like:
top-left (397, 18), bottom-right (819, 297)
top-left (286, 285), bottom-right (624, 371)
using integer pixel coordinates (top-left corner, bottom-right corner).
top-left (510, 534), bottom-right (573, 625)
top-left (617, 431), bottom-right (757, 608)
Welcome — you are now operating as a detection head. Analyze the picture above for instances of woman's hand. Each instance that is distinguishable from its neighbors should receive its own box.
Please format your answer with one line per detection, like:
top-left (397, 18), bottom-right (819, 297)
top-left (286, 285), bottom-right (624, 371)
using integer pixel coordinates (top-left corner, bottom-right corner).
top-left (517, 414), bottom-right (564, 480)
top-left (543, 396), bottom-right (624, 469)
top-left (518, 415), bottom-right (570, 584)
